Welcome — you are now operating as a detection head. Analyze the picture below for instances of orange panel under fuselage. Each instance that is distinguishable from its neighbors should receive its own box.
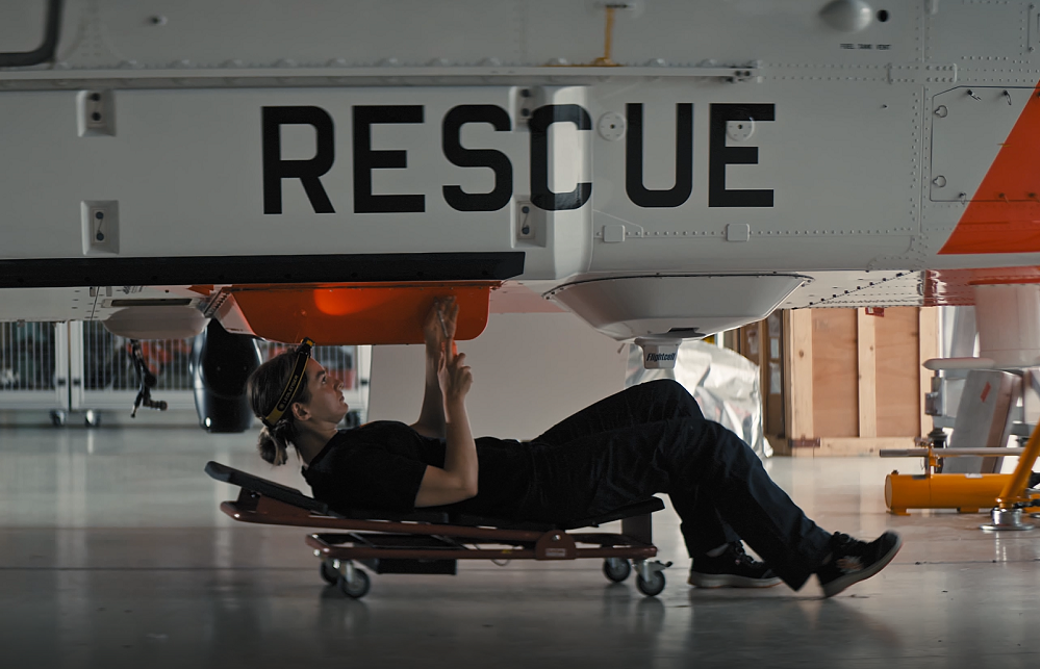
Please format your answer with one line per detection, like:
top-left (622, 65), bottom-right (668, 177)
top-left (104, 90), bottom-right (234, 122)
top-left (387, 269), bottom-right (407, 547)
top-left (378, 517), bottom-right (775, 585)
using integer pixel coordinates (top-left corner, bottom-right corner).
top-left (227, 282), bottom-right (498, 345)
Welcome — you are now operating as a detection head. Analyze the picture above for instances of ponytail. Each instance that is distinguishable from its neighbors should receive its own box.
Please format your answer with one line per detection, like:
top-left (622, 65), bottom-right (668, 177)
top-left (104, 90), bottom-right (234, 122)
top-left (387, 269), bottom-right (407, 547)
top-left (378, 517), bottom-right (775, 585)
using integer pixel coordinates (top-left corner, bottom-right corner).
top-left (257, 423), bottom-right (292, 466)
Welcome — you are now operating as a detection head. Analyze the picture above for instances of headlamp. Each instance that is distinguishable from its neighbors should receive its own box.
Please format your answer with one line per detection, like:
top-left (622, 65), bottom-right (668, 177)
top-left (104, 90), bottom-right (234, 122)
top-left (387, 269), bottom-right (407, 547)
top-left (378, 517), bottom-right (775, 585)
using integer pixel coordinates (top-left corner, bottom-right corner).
top-left (261, 337), bottom-right (315, 428)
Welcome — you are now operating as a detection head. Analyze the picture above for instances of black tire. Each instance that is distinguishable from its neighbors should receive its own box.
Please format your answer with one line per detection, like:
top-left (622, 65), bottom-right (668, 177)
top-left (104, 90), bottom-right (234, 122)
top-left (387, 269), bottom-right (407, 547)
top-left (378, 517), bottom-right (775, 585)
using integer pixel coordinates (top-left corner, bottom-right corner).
top-left (602, 558), bottom-right (631, 583)
top-left (50, 411), bottom-right (66, 427)
top-left (636, 571), bottom-right (666, 597)
top-left (319, 560), bottom-right (339, 585)
top-left (338, 569), bottom-right (371, 599)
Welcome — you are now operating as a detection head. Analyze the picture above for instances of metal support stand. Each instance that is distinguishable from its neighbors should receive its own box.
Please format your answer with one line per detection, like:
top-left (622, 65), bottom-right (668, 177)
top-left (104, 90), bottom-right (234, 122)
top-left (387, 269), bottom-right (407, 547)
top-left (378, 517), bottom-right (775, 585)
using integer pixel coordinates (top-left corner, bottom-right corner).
top-left (981, 507), bottom-right (1035, 532)
top-left (981, 419), bottom-right (1040, 531)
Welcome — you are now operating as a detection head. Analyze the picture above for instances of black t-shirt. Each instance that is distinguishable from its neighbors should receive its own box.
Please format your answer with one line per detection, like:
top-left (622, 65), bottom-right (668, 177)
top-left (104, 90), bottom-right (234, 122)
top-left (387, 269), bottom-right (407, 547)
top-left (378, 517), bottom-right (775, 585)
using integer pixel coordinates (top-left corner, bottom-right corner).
top-left (301, 421), bottom-right (539, 519)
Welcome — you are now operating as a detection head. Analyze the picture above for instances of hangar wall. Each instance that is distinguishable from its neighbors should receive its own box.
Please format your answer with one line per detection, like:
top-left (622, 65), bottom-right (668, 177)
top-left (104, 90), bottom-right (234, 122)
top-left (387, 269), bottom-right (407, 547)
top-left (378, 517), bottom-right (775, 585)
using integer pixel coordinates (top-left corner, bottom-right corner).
top-left (368, 312), bottom-right (628, 440)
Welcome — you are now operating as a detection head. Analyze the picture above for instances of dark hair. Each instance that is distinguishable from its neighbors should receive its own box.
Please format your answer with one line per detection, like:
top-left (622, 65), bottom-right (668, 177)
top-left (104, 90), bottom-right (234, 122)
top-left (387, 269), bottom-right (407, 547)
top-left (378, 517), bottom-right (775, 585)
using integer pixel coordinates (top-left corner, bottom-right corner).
top-left (247, 348), bottom-right (313, 466)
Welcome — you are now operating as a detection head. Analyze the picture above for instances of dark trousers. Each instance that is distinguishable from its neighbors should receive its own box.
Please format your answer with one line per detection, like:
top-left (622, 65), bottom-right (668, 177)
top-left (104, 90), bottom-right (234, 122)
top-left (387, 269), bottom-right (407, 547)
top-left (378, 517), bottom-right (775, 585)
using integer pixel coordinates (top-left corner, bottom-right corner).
top-left (529, 379), bottom-right (832, 590)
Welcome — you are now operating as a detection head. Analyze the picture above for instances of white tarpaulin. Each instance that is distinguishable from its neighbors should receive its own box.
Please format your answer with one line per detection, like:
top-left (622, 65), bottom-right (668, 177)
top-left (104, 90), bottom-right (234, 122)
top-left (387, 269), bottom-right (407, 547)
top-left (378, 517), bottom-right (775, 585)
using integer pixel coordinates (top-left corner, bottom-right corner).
top-left (625, 340), bottom-right (771, 459)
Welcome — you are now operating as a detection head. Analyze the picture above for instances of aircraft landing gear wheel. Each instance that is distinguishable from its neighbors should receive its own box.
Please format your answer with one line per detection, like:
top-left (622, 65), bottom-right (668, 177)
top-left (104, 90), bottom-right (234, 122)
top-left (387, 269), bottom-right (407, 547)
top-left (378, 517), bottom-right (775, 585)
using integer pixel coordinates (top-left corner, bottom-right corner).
top-left (84, 410), bottom-right (101, 428)
top-left (338, 569), bottom-right (371, 599)
top-left (602, 558), bottom-right (631, 583)
top-left (50, 410), bottom-right (66, 427)
top-left (636, 571), bottom-right (666, 597)
top-left (319, 559), bottom-right (340, 585)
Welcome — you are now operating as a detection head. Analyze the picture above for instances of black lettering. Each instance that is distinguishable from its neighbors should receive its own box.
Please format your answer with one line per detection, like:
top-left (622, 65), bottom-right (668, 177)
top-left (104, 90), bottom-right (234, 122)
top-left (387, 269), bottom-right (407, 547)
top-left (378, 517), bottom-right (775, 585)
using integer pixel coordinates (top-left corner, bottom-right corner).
top-left (529, 104), bottom-right (593, 211)
top-left (625, 103), bottom-right (693, 208)
top-left (262, 106), bottom-right (335, 214)
top-left (442, 105), bottom-right (513, 212)
top-left (709, 104), bottom-right (775, 207)
top-left (353, 106), bottom-right (425, 213)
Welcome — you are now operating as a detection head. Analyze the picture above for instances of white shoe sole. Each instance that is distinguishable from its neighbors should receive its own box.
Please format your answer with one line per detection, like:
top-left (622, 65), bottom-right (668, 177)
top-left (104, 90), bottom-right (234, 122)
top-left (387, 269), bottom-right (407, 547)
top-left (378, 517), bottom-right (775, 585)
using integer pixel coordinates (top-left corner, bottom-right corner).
top-left (820, 534), bottom-right (903, 598)
top-left (688, 572), bottom-right (782, 588)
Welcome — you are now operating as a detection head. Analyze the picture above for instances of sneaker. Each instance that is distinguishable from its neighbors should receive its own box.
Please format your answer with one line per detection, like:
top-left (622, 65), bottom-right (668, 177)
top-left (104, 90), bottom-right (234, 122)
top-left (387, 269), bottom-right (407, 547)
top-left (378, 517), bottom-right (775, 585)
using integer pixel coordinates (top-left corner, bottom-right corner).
top-left (816, 531), bottom-right (902, 598)
top-left (688, 542), bottom-right (782, 588)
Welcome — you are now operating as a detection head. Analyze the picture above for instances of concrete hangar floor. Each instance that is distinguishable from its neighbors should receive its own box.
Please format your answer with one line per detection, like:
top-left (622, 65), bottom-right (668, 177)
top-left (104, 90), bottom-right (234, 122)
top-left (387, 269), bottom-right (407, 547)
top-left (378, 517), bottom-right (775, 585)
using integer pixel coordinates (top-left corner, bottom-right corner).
top-left (1, 425), bottom-right (1038, 669)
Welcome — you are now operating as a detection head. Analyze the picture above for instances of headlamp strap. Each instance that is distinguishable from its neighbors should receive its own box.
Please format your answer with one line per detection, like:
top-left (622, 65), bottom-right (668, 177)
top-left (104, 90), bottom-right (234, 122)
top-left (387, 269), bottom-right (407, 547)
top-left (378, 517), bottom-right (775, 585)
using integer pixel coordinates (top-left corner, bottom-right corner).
top-left (262, 337), bottom-right (315, 428)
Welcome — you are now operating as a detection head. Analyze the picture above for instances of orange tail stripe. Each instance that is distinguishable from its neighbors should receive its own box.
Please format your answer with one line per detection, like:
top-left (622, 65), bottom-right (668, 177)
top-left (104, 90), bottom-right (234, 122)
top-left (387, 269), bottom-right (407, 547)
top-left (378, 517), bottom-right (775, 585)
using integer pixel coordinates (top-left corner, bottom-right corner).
top-left (940, 81), bottom-right (1040, 255)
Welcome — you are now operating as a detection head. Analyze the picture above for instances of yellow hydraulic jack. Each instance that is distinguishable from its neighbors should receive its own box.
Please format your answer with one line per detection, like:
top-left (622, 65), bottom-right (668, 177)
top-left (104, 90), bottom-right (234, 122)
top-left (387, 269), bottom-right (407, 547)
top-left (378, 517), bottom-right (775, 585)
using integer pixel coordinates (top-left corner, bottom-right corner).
top-left (883, 420), bottom-right (1040, 529)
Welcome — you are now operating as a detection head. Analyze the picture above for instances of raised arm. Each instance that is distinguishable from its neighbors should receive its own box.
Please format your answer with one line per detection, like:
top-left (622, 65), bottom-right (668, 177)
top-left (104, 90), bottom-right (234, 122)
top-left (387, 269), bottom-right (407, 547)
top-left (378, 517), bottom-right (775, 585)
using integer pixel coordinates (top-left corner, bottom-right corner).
top-left (414, 348), bottom-right (478, 507)
top-left (410, 297), bottom-right (457, 439)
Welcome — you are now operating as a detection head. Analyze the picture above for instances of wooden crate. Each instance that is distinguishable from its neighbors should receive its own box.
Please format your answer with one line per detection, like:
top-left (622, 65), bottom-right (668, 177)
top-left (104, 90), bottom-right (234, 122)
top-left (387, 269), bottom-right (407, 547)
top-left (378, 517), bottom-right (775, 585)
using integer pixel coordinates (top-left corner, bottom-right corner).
top-left (780, 307), bottom-right (939, 457)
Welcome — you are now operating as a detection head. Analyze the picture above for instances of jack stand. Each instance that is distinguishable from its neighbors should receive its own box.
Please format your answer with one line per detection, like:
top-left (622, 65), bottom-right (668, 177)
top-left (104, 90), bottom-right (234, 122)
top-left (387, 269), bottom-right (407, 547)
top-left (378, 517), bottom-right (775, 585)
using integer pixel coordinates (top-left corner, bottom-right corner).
top-left (882, 416), bottom-right (1040, 516)
top-left (881, 446), bottom-right (1034, 515)
top-left (981, 507), bottom-right (1035, 532)
top-left (980, 418), bottom-right (1040, 532)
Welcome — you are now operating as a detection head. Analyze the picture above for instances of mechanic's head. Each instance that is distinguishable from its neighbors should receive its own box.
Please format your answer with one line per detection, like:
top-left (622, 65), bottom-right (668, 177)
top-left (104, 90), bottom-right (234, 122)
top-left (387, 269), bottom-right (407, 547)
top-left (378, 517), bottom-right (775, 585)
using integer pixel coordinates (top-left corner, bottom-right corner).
top-left (247, 346), bottom-right (314, 466)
